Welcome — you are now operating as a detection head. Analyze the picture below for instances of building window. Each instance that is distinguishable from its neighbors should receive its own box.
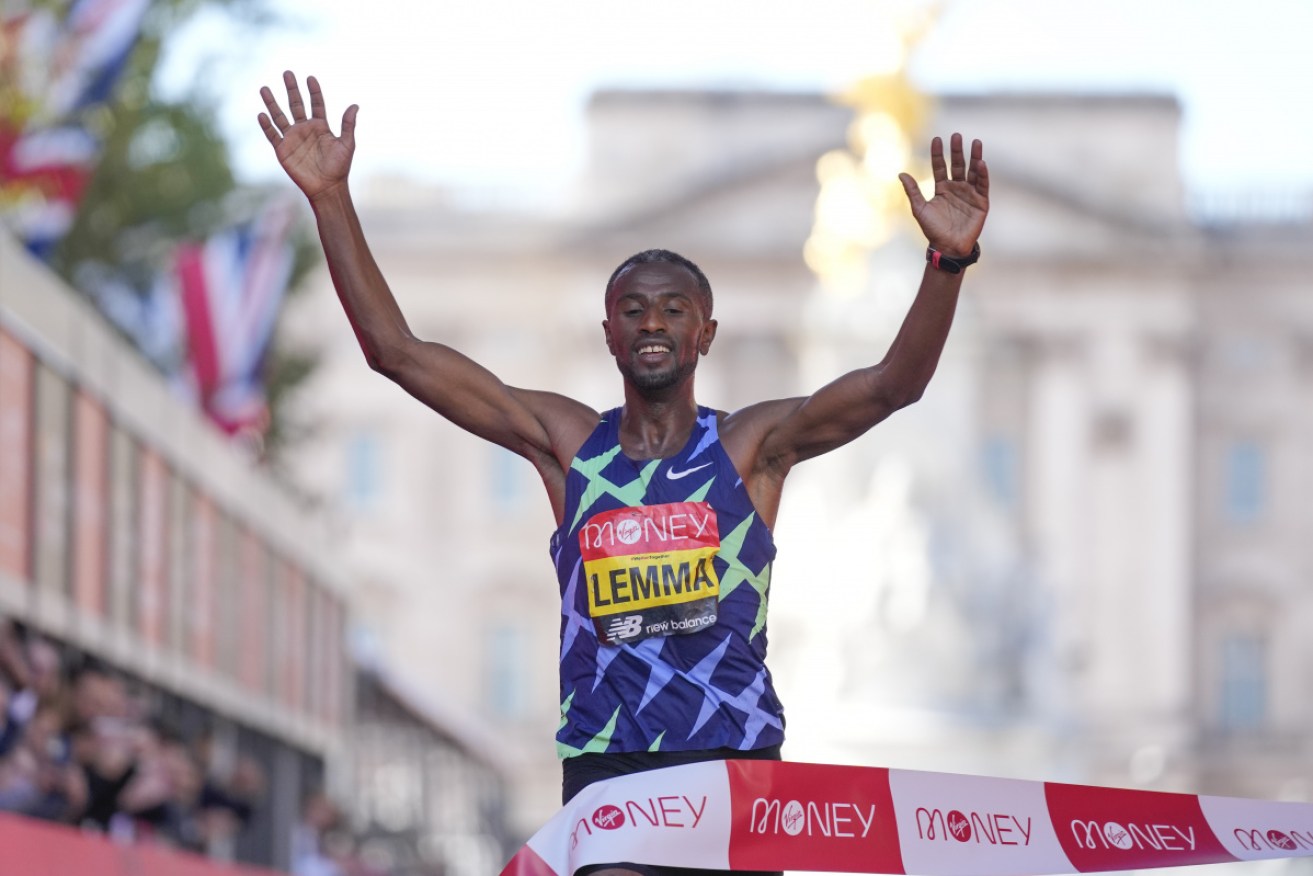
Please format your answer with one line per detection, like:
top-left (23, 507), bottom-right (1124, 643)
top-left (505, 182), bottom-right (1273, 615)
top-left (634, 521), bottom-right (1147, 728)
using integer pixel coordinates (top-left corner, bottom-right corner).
top-left (981, 435), bottom-right (1019, 509)
top-left (1224, 441), bottom-right (1266, 523)
top-left (485, 625), bottom-right (525, 719)
top-left (1218, 633), bottom-right (1266, 732)
top-left (344, 431), bottom-right (381, 512)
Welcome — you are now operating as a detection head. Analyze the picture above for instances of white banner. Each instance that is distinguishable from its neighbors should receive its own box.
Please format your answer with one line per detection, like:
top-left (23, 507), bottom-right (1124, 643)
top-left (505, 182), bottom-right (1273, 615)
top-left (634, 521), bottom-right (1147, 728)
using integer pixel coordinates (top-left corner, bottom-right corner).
top-left (499, 760), bottom-right (1313, 875)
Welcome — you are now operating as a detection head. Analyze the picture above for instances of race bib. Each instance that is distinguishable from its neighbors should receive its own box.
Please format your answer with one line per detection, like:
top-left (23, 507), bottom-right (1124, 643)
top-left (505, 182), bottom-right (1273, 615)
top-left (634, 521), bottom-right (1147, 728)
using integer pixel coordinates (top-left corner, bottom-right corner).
top-left (580, 502), bottom-right (721, 645)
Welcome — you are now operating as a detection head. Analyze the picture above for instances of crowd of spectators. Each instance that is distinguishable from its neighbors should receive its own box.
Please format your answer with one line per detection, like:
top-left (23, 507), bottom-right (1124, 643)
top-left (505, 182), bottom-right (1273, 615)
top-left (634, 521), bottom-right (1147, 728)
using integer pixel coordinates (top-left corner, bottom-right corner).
top-left (0, 616), bottom-right (268, 858)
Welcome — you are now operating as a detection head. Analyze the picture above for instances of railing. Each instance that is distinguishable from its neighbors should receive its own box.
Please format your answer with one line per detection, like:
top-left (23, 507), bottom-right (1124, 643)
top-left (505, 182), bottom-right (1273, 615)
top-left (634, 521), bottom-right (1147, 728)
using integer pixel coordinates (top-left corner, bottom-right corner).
top-left (0, 812), bottom-right (283, 876)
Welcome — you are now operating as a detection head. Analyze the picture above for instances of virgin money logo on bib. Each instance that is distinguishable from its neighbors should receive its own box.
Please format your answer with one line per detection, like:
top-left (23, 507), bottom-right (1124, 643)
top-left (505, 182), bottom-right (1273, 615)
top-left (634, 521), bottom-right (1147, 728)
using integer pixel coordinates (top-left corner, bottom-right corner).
top-left (580, 502), bottom-right (721, 645)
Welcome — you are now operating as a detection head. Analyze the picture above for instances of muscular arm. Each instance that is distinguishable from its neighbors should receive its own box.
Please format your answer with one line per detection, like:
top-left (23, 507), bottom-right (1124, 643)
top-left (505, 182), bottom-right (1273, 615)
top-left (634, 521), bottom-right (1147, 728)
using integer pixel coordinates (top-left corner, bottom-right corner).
top-left (260, 73), bottom-right (596, 513)
top-left (725, 134), bottom-right (988, 522)
top-left (308, 184), bottom-right (590, 459)
top-left (753, 263), bottom-right (962, 460)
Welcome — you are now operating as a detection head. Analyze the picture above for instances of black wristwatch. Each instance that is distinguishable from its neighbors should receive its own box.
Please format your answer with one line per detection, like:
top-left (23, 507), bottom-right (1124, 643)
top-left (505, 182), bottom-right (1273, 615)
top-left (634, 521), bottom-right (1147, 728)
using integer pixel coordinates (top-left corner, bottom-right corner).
top-left (926, 241), bottom-right (981, 274)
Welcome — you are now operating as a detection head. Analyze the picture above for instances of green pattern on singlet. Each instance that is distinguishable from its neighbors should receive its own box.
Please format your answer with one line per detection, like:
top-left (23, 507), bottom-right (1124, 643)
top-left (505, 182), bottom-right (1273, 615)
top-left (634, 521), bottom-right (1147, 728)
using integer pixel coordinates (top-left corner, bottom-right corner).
top-left (716, 513), bottom-right (772, 639)
top-left (557, 700), bottom-right (623, 759)
top-left (568, 450), bottom-right (663, 531)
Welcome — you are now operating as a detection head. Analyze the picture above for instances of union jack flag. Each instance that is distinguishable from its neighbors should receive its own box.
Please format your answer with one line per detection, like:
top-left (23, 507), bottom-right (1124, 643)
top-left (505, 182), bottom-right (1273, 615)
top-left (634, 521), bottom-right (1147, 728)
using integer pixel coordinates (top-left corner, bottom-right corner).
top-left (0, 0), bottom-right (151, 258)
top-left (171, 197), bottom-right (298, 438)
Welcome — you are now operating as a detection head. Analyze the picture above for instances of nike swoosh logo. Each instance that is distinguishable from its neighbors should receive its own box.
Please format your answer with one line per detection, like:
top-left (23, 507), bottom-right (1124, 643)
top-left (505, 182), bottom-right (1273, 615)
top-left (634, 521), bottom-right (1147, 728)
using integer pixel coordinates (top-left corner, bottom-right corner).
top-left (666, 462), bottom-right (712, 480)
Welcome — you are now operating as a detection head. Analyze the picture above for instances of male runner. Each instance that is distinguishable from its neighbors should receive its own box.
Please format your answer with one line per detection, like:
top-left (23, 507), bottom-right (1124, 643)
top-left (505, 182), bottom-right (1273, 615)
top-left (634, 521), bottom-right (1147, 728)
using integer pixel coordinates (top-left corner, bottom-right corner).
top-left (260, 71), bottom-right (989, 876)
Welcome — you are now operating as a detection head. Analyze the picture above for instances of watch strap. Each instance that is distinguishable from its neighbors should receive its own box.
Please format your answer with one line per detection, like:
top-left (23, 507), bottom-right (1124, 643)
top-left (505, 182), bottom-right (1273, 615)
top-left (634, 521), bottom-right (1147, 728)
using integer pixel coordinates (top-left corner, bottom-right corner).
top-left (926, 241), bottom-right (981, 274)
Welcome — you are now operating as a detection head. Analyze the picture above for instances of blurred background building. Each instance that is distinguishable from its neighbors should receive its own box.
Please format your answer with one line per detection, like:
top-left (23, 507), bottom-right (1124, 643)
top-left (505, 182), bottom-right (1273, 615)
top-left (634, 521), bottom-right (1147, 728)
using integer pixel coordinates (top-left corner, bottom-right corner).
top-left (0, 227), bottom-right (348, 863)
top-left (0, 232), bottom-right (513, 875)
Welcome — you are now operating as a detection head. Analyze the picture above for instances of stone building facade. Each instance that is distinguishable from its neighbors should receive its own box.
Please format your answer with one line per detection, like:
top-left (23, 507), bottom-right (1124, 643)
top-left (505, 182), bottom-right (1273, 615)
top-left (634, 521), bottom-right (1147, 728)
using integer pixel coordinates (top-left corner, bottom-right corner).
top-left (281, 86), bottom-right (1313, 843)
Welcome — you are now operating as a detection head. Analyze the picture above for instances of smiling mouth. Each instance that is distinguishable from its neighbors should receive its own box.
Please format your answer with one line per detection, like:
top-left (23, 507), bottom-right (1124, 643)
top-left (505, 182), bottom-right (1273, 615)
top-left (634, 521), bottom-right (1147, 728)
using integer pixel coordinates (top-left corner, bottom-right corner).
top-left (636, 344), bottom-right (672, 358)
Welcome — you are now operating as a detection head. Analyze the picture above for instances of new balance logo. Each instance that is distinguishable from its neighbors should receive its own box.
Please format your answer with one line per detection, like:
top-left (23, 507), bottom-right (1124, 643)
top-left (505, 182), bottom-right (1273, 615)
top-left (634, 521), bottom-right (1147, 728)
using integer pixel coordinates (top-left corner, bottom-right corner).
top-left (606, 615), bottom-right (643, 639)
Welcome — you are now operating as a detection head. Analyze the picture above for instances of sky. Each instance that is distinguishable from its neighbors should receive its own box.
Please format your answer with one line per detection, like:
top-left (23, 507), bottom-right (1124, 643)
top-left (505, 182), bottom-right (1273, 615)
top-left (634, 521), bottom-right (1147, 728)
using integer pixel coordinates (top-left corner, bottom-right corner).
top-left (160, 0), bottom-right (1313, 198)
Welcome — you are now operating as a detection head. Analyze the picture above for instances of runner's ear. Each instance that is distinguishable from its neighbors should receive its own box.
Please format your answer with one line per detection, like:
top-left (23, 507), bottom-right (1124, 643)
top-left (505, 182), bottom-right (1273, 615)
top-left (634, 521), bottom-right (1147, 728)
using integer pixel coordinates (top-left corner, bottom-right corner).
top-left (603, 319), bottom-right (616, 355)
top-left (700, 319), bottom-right (718, 355)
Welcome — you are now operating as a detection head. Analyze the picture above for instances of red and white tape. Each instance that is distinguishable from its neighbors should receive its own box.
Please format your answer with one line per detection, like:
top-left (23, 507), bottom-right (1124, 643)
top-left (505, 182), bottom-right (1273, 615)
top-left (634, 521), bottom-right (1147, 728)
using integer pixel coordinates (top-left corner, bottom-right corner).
top-left (500, 760), bottom-right (1313, 875)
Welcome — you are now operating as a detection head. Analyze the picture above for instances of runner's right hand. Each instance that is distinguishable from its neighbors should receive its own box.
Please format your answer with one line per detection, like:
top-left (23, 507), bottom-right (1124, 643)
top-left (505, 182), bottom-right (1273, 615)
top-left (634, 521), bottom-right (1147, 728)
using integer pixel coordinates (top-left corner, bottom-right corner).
top-left (258, 70), bottom-right (358, 201)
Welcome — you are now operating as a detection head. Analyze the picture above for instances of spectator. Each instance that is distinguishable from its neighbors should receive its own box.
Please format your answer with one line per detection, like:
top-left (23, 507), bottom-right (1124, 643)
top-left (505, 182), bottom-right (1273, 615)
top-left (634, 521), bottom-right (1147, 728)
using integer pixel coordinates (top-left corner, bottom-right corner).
top-left (0, 676), bottom-right (16, 758)
top-left (0, 704), bottom-right (87, 821)
top-left (117, 722), bottom-right (205, 848)
top-left (198, 753), bottom-right (267, 859)
top-left (25, 637), bottom-right (66, 709)
top-left (69, 669), bottom-right (139, 833)
top-left (0, 618), bottom-right (31, 691)
top-left (291, 791), bottom-right (345, 876)
top-left (0, 623), bottom-right (40, 760)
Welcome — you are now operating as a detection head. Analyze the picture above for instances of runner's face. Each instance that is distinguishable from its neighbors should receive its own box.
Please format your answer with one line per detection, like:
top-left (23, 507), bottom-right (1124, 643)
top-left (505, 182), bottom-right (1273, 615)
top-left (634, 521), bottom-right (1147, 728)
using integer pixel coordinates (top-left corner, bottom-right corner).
top-left (604, 263), bottom-right (716, 393)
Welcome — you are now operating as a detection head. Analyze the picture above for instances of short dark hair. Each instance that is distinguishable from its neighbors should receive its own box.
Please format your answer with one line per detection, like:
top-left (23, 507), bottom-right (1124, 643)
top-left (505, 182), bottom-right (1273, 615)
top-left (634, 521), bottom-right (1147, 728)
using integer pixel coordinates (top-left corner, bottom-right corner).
top-left (605, 249), bottom-right (713, 317)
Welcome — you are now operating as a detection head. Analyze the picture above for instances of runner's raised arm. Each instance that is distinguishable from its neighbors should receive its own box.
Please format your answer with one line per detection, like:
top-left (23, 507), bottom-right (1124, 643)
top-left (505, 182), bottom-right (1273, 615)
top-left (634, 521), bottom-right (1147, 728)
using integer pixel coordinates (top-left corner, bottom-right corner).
top-left (258, 72), bottom-right (596, 517)
top-left (725, 133), bottom-right (989, 519)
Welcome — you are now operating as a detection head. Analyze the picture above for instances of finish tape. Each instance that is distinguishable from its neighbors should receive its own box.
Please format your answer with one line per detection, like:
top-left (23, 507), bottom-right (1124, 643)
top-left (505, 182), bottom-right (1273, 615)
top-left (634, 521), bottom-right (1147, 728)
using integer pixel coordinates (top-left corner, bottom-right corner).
top-left (499, 760), bottom-right (1313, 875)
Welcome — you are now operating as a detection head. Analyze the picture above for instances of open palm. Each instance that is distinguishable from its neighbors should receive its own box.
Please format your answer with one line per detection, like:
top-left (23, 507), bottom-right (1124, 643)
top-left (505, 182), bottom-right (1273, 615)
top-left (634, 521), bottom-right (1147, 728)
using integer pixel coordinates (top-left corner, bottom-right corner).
top-left (898, 133), bottom-right (989, 258)
top-left (258, 71), bottom-right (358, 201)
